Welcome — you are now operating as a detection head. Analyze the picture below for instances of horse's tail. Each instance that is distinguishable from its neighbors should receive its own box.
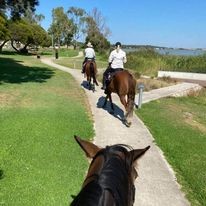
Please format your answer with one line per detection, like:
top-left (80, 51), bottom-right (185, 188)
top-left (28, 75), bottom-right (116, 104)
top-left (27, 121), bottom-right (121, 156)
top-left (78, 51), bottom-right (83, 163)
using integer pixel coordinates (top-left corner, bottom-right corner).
top-left (127, 74), bottom-right (137, 118)
top-left (90, 62), bottom-right (95, 79)
top-left (90, 62), bottom-right (98, 86)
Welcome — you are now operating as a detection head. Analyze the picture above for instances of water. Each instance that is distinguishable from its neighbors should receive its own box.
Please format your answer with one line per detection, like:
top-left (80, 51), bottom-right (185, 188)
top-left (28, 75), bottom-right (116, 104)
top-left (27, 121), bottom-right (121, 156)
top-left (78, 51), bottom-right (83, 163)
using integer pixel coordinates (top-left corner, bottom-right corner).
top-left (157, 48), bottom-right (206, 56)
top-left (125, 47), bottom-right (206, 56)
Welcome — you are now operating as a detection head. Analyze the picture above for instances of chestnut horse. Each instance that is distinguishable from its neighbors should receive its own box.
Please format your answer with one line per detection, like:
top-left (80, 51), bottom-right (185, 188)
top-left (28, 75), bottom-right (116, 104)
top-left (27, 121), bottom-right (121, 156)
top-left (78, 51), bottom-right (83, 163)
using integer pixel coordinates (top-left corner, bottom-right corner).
top-left (84, 60), bottom-right (98, 91)
top-left (103, 70), bottom-right (136, 127)
top-left (71, 135), bottom-right (150, 206)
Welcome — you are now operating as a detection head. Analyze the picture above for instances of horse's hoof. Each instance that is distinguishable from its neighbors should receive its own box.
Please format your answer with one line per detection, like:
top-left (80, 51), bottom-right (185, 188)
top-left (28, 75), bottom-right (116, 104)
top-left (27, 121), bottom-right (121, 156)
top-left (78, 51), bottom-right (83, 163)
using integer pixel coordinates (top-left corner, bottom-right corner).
top-left (125, 122), bottom-right (132, 127)
top-left (124, 119), bottom-right (132, 127)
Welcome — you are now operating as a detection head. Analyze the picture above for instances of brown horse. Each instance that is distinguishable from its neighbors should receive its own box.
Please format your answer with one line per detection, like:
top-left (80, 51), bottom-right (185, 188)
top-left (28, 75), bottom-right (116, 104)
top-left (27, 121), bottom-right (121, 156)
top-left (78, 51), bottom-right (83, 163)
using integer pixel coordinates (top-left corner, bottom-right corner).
top-left (103, 70), bottom-right (137, 127)
top-left (71, 135), bottom-right (150, 206)
top-left (84, 60), bottom-right (98, 91)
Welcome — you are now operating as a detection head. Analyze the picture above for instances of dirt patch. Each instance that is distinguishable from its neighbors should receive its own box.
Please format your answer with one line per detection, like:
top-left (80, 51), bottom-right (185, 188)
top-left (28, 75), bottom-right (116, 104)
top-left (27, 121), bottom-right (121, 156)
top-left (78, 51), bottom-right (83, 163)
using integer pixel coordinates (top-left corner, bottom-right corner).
top-left (0, 93), bottom-right (16, 106)
top-left (183, 112), bottom-right (206, 133)
top-left (167, 101), bottom-right (206, 133)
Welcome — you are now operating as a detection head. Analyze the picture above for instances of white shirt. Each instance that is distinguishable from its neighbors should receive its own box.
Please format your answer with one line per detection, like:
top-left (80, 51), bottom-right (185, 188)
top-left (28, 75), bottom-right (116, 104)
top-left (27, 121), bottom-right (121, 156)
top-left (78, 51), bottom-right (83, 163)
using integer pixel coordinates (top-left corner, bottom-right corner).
top-left (108, 49), bottom-right (127, 69)
top-left (84, 47), bottom-right (95, 58)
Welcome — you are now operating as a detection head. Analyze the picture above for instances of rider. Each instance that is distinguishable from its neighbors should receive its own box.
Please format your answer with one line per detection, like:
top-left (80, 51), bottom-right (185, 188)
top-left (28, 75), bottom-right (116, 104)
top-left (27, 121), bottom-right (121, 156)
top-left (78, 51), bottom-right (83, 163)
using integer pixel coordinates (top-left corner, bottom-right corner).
top-left (101, 42), bottom-right (127, 90)
top-left (81, 42), bottom-right (96, 74)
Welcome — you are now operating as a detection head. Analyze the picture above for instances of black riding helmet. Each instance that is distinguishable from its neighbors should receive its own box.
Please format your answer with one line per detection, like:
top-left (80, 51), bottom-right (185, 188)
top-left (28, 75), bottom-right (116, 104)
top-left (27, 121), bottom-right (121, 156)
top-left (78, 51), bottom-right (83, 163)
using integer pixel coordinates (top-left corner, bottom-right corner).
top-left (115, 42), bottom-right (121, 47)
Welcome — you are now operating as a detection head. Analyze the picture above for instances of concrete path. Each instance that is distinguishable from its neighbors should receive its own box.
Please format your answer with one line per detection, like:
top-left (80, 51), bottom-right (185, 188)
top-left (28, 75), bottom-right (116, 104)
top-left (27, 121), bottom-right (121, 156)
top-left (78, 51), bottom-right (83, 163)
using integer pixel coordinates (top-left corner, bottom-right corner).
top-left (135, 82), bottom-right (202, 106)
top-left (40, 58), bottom-right (198, 206)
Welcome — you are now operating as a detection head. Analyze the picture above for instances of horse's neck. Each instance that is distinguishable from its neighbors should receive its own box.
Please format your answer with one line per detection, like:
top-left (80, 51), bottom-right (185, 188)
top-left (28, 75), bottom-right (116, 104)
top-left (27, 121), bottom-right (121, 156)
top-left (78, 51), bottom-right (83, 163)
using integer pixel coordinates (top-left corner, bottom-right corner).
top-left (97, 158), bottom-right (130, 206)
top-left (71, 181), bottom-right (114, 206)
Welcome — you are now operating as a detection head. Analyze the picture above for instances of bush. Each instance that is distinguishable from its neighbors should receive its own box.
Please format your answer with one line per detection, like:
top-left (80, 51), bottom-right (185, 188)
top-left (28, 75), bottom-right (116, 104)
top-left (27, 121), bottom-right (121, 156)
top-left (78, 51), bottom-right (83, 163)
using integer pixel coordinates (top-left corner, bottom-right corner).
top-left (126, 48), bottom-right (206, 76)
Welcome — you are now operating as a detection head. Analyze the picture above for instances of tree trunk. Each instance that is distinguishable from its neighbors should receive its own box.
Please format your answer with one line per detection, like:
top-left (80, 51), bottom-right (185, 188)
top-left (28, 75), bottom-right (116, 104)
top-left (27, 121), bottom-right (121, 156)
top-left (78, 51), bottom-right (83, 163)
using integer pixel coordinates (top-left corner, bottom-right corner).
top-left (11, 40), bottom-right (20, 53)
top-left (20, 44), bottom-right (29, 54)
top-left (0, 40), bottom-right (9, 53)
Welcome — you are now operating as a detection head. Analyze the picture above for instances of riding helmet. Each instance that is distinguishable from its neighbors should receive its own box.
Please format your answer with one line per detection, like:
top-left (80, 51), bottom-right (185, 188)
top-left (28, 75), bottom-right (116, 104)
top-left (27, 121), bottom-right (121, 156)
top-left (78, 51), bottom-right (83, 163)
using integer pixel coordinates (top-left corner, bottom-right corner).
top-left (115, 42), bottom-right (121, 47)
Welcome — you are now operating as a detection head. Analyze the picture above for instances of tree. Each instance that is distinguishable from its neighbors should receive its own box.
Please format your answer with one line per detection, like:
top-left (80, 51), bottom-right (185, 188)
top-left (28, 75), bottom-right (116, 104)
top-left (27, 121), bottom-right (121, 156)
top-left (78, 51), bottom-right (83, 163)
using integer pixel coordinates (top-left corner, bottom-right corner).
top-left (6, 0), bottom-right (39, 20)
top-left (22, 5), bottom-right (45, 25)
top-left (0, 0), bottom-right (6, 16)
top-left (67, 7), bottom-right (86, 49)
top-left (33, 14), bottom-right (45, 25)
top-left (48, 7), bottom-right (73, 47)
top-left (0, 0), bottom-right (50, 53)
top-left (90, 8), bottom-right (110, 38)
top-left (85, 8), bottom-right (110, 52)
top-left (0, 15), bottom-right (10, 52)
top-left (9, 19), bottom-right (51, 53)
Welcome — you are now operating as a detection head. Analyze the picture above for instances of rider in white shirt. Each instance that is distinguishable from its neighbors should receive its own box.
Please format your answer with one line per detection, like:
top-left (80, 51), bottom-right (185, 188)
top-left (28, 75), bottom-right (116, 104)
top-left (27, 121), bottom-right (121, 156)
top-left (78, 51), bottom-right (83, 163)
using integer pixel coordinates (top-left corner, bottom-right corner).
top-left (101, 42), bottom-right (127, 89)
top-left (82, 42), bottom-right (96, 73)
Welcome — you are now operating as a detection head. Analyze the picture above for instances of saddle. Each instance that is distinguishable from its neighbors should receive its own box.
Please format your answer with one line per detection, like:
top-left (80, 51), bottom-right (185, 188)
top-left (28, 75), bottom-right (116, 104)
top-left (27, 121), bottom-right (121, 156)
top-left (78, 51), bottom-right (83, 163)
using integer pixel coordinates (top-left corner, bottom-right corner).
top-left (106, 68), bottom-right (123, 85)
top-left (83, 59), bottom-right (95, 69)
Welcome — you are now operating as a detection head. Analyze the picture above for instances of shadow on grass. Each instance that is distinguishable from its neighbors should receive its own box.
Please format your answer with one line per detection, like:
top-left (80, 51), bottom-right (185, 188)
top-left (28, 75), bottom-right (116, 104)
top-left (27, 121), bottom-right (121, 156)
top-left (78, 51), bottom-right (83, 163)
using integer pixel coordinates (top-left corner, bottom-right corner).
top-left (1, 50), bottom-right (35, 56)
top-left (0, 169), bottom-right (4, 180)
top-left (97, 96), bottom-right (125, 123)
top-left (0, 56), bottom-right (54, 84)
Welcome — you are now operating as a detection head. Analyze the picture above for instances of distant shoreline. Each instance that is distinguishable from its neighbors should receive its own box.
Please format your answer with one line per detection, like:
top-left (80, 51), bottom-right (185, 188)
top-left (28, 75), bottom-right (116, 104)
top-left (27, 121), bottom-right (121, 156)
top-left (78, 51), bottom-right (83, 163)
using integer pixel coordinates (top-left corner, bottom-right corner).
top-left (124, 47), bottom-right (206, 56)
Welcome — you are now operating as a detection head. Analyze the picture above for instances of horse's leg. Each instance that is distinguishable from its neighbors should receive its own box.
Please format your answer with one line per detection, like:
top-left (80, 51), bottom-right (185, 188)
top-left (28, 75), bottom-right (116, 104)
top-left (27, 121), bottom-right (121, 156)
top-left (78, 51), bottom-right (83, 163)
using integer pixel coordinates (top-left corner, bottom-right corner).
top-left (126, 93), bottom-right (135, 122)
top-left (119, 95), bottom-right (127, 111)
top-left (119, 95), bottom-right (131, 127)
top-left (88, 76), bottom-right (92, 89)
top-left (92, 77), bottom-right (95, 92)
top-left (108, 93), bottom-right (114, 112)
top-left (93, 74), bottom-right (98, 86)
top-left (103, 94), bottom-right (108, 107)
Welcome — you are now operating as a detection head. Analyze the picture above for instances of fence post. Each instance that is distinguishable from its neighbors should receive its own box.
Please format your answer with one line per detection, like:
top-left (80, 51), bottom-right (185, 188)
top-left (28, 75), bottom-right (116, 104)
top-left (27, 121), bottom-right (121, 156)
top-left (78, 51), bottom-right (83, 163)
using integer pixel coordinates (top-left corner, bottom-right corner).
top-left (137, 83), bottom-right (144, 109)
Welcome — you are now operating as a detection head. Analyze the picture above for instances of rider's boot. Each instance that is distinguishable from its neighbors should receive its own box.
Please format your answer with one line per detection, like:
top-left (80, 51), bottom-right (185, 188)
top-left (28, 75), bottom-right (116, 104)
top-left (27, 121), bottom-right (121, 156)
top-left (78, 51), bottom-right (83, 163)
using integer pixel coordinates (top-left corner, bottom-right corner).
top-left (101, 76), bottom-right (106, 90)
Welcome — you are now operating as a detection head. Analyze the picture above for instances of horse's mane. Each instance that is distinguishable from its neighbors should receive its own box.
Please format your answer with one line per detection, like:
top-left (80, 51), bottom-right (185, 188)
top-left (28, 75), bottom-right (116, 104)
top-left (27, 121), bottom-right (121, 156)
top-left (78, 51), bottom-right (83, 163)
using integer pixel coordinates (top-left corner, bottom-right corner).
top-left (71, 144), bottom-right (134, 206)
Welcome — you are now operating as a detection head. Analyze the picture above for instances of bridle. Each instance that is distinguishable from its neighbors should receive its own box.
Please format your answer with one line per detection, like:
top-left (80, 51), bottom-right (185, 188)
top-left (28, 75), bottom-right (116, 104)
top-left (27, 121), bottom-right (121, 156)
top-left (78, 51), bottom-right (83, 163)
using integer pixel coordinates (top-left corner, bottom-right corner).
top-left (83, 145), bottom-right (136, 206)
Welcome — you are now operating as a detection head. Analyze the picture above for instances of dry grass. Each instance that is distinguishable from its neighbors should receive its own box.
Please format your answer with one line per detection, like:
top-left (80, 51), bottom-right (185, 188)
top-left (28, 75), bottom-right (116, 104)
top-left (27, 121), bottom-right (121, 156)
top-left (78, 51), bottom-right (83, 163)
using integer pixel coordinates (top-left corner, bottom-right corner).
top-left (136, 77), bottom-right (177, 91)
top-left (183, 112), bottom-right (206, 133)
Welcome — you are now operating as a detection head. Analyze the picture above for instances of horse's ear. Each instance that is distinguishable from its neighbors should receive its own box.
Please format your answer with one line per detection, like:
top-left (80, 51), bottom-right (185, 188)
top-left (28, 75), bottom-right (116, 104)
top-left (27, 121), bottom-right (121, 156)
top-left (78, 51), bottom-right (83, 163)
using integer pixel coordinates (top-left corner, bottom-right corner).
top-left (131, 146), bottom-right (150, 162)
top-left (74, 135), bottom-right (101, 158)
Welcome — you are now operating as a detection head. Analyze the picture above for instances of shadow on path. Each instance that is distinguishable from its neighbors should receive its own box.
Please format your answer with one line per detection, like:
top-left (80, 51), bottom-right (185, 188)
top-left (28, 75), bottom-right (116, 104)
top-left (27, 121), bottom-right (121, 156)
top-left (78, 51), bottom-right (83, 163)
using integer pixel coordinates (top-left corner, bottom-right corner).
top-left (81, 80), bottom-right (90, 90)
top-left (0, 57), bottom-right (54, 84)
top-left (97, 96), bottom-right (125, 124)
top-left (81, 80), bottom-right (99, 92)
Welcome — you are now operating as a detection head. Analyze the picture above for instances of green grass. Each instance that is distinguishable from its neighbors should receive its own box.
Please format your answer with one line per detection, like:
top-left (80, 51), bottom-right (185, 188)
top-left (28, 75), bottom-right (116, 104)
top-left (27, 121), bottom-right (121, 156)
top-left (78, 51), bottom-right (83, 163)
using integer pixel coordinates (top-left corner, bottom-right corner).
top-left (54, 56), bottom-right (108, 70)
top-left (0, 54), bottom-right (94, 205)
top-left (136, 90), bottom-right (206, 206)
top-left (36, 48), bottom-right (79, 57)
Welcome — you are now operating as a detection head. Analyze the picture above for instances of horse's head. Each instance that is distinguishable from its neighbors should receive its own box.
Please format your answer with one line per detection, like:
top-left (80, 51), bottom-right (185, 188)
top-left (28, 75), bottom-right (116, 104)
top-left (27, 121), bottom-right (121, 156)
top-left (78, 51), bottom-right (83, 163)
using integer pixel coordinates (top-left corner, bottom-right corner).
top-left (73, 135), bottom-right (150, 206)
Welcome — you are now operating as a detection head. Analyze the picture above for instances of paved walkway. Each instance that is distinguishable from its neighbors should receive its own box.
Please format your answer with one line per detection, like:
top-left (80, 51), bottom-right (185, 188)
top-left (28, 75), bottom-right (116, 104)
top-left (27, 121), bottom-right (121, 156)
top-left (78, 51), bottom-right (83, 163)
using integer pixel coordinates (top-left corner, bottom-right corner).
top-left (135, 82), bottom-right (202, 106)
top-left (40, 58), bottom-right (201, 206)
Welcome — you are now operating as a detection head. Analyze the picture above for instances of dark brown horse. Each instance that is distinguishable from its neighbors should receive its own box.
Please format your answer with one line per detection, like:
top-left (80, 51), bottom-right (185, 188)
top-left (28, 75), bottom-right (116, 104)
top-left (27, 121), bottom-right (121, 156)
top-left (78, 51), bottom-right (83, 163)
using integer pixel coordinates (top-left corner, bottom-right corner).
top-left (71, 135), bottom-right (150, 206)
top-left (85, 60), bottom-right (98, 91)
top-left (103, 70), bottom-right (136, 127)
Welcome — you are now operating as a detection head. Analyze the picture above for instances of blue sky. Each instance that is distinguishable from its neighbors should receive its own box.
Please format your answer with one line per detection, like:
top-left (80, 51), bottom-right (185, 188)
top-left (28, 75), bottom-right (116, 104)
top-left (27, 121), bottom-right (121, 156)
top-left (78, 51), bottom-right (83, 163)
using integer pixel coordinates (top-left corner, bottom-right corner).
top-left (36, 0), bottom-right (206, 48)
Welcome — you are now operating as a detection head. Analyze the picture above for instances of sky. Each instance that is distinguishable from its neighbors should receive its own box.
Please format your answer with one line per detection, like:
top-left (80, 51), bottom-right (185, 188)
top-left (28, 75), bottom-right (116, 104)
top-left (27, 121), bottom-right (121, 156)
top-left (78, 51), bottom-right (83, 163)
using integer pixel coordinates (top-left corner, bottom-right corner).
top-left (36, 0), bottom-right (206, 49)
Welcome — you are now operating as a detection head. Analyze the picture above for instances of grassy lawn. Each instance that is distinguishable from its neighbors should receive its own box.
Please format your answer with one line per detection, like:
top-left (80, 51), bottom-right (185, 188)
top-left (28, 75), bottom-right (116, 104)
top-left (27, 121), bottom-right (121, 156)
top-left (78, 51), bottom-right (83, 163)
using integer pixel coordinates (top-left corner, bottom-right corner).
top-left (54, 56), bottom-right (108, 70)
top-left (136, 90), bottom-right (206, 206)
top-left (37, 48), bottom-right (79, 57)
top-left (0, 54), bottom-right (94, 205)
